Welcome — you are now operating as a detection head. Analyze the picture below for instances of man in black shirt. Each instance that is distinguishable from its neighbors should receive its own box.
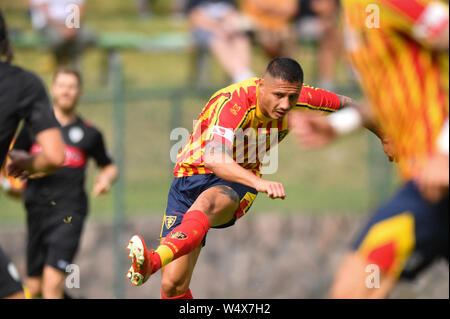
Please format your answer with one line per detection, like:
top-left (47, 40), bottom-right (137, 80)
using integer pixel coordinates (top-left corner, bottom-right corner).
top-left (13, 67), bottom-right (118, 299)
top-left (0, 10), bottom-right (65, 299)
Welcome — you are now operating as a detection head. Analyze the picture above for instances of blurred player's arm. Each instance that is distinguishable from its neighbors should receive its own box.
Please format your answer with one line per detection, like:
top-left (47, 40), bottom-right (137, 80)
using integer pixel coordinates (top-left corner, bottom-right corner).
top-left (342, 101), bottom-right (398, 162)
top-left (92, 164), bottom-right (118, 198)
top-left (8, 128), bottom-right (65, 178)
top-left (204, 135), bottom-right (285, 200)
top-left (1, 161), bottom-right (25, 198)
top-left (1, 135), bottom-right (28, 197)
top-left (90, 130), bottom-right (118, 198)
top-left (8, 72), bottom-right (65, 178)
top-left (292, 85), bottom-right (389, 145)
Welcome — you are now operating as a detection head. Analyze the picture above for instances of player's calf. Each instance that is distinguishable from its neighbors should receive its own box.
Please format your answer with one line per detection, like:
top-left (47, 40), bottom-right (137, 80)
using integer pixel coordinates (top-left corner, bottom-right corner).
top-left (25, 277), bottom-right (42, 298)
top-left (329, 252), bottom-right (396, 299)
top-left (41, 266), bottom-right (65, 299)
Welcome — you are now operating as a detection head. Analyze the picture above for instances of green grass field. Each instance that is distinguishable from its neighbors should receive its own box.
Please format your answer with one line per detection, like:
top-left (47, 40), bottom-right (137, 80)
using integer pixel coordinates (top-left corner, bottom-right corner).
top-left (0, 0), bottom-right (400, 225)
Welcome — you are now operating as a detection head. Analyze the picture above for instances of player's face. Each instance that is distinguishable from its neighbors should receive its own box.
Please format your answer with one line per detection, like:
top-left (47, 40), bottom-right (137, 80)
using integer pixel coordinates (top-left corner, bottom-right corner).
top-left (51, 73), bottom-right (81, 112)
top-left (258, 74), bottom-right (302, 120)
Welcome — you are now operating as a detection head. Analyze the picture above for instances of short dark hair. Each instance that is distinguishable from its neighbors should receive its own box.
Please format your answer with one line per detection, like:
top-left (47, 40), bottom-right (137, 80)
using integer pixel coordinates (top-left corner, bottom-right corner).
top-left (53, 66), bottom-right (83, 87)
top-left (265, 57), bottom-right (303, 84)
top-left (0, 10), bottom-right (14, 62)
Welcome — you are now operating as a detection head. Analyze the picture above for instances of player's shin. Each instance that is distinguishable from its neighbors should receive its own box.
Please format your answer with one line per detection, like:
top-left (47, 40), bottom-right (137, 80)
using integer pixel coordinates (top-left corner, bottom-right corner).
top-left (155, 210), bottom-right (210, 269)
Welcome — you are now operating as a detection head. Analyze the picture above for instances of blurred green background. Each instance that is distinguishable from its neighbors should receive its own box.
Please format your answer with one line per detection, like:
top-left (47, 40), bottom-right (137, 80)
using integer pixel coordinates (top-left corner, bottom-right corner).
top-left (0, 0), bottom-right (399, 226)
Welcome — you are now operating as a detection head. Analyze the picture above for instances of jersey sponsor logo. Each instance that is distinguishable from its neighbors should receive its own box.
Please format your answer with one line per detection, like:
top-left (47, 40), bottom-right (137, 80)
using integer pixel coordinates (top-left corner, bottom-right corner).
top-left (63, 145), bottom-right (87, 168)
top-left (165, 215), bottom-right (177, 229)
top-left (210, 126), bottom-right (234, 144)
top-left (68, 126), bottom-right (84, 144)
top-left (169, 231), bottom-right (188, 240)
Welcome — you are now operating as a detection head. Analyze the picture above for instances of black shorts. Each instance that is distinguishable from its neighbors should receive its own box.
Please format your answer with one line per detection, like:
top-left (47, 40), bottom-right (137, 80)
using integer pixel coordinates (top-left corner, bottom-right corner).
top-left (25, 200), bottom-right (86, 277)
top-left (0, 245), bottom-right (23, 298)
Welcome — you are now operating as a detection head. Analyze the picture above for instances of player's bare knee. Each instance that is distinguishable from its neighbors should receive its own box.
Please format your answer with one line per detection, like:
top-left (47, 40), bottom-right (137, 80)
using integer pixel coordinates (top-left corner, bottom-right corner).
top-left (198, 186), bottom-right (239, 225)
top-left (193, 186), bottom-right (239, 217)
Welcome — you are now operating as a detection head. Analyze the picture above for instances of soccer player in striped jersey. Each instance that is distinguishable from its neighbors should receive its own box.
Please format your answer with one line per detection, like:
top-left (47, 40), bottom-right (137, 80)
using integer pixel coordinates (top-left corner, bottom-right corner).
top-left (292, 0), bottom-right (448, 298)
top-left (125, 57), bottom-right (368, 299)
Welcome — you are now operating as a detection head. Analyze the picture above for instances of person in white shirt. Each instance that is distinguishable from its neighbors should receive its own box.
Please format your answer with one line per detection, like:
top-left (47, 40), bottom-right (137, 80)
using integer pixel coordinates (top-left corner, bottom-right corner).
top-left (29, 0), bottom-right (96, 67)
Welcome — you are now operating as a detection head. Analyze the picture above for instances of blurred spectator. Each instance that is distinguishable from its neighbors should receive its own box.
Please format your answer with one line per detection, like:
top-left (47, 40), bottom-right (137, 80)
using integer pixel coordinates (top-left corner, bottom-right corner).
top-left (135, 0), bottom-right (156, 19)
top-left (240, 0), bottom-right (299, 59)
top-left (29, 0), bottom-right (96, 68)
top-left (187, 0), bottom-right (254, 84)
top-left (172, 0), bottom-right (188, 20)
top-left (296, 0), bottom-right (342, 91)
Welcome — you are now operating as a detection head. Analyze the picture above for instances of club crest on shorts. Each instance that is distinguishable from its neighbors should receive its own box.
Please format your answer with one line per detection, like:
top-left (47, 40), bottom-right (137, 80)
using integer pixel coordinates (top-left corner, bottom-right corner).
top-left (165, 216), bottom-right (177, 229)
top-left (169, 231), bottom-right (188, 240)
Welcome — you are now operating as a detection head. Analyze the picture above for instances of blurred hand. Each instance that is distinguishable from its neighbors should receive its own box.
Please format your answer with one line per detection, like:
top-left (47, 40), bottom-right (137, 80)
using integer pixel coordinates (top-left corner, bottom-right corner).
top-left (380, 135), bottom-right (397, 162)
top-left (415, 153), bottom-right (449, 203)
top-left (254, 179), bottom-right (286, 200)
top-left (92, 175), bottom-right (112, 198)
top-left (290, 111), bottom-right (336, 149)
top-left (6, 150), bottom-right (33, 179)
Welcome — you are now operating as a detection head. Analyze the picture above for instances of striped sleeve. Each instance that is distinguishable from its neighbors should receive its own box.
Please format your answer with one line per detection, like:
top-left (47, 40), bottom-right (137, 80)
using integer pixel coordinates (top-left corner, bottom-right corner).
top-left (295, 85), bottom-right (342, 113)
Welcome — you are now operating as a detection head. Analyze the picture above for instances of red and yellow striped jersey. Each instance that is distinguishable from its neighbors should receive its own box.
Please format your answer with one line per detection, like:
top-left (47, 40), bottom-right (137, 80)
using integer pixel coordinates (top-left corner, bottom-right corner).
top-left (173, 77), bottom-right (342, 178)
top-left (342, 0), bottom-right (449, 179)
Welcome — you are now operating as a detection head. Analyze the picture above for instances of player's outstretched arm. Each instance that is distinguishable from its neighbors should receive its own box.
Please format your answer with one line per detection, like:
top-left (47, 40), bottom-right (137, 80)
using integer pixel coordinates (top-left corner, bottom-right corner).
top-left (204, 141), bottom-right (286, 199)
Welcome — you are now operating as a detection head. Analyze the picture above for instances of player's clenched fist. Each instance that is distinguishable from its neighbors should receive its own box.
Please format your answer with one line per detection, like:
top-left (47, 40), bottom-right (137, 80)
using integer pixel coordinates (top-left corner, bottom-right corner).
top-left (254, 179), bottom-right (286, 200)
top-left (7, 150), bottom-right (33, 178)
